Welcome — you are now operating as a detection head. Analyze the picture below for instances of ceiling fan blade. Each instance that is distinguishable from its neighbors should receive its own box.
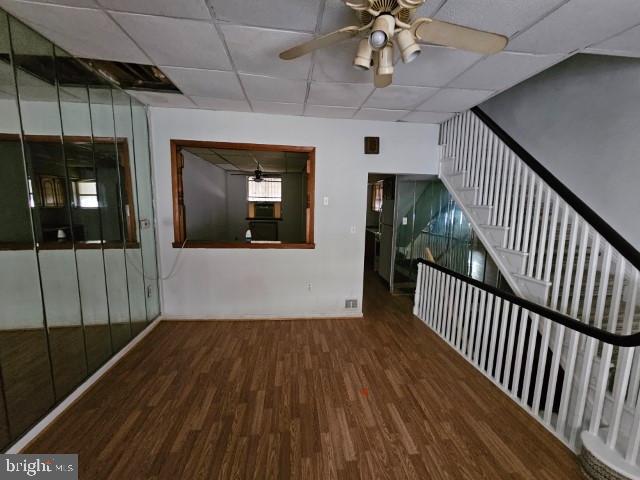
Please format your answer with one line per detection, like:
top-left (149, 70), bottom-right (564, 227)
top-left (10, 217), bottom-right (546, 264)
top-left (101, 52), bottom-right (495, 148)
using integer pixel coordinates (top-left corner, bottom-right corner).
top-left (414, 19), bottom-right (507, 54)
top-left (279, 26), bottom-right (361, 60)
top-left (343, 0), bottom-right (370, 11)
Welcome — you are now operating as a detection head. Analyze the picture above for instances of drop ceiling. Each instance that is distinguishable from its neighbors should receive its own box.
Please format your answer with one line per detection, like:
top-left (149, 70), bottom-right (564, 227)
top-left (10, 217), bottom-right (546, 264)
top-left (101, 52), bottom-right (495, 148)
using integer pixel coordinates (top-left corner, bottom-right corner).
top-left (184, 147), bottom-right (308, 173)
top-left (1, 0), bottom-right (639, 124)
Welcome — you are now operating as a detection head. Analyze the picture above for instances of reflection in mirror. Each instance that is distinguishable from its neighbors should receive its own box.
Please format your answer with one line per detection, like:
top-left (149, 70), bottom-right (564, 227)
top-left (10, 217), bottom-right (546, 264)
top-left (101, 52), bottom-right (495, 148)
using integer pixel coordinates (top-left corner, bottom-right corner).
top-left (0, 15), bottom-right (56, 441)
top-left (56, 46), bottom-right (113, 374)
top-left (131, 101), bottom-right (160, 320)
top-left (0, 9), bottom-right (160, 447)
top-left (89, 86), bottom-right (131, 352)
top-left (113, 90), bottom-right (147, 336)
top-left (13, 19), bottom-right (88, 400)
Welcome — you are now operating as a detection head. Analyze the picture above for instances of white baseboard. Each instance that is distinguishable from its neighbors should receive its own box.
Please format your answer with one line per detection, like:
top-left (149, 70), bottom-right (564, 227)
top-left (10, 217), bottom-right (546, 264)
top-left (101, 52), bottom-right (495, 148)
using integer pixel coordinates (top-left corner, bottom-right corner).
top-left (162, 312), bottom-right (364, 321)
top-left (7, 316), bottom-right (162, 453)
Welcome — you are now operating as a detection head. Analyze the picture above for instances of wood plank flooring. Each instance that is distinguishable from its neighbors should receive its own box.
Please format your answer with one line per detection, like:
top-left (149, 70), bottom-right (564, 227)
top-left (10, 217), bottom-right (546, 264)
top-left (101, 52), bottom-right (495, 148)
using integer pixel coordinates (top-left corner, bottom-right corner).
top-left (25, 271), bottom-right (582, 478)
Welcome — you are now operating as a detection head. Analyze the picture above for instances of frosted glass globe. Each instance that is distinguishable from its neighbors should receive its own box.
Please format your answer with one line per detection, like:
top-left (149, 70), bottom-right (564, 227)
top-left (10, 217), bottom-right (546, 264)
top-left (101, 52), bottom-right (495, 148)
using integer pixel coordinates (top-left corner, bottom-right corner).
top-left (369, 31), bottom-right (387, 49)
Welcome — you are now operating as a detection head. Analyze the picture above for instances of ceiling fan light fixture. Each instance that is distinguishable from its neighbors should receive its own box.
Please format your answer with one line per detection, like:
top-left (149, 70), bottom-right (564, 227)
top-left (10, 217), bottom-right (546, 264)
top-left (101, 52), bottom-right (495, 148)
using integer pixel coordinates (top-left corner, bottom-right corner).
top-left (377, 44), bottom-right (394, 76)
top-left (369, 14), bottom-right (395, 50)
top-left (397, 29), bottom-right (421, 63)
top-left (353, 38), bottom-right (373, 70)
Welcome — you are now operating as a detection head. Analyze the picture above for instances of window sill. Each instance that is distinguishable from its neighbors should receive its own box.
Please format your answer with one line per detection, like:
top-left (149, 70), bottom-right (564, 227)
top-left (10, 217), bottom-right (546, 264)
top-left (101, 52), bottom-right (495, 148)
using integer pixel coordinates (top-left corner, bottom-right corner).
top-left (172, 241), bottom-right (315, 250)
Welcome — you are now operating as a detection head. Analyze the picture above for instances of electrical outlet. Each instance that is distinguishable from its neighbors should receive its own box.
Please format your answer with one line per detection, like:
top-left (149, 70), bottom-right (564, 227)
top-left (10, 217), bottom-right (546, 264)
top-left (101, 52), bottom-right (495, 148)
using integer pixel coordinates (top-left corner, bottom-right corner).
top-left (350, 225), bottom-right (356, 234)
top-left (307, 282), bottom-right (312, 292)
top-left (345, 299), bottom-right (358, 309)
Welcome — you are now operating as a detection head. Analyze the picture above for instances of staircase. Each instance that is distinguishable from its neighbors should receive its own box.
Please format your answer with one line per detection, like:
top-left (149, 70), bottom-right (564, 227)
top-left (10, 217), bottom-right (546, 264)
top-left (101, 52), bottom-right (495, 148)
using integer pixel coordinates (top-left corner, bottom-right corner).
top-left (432, 109), bottom-right (640, 478)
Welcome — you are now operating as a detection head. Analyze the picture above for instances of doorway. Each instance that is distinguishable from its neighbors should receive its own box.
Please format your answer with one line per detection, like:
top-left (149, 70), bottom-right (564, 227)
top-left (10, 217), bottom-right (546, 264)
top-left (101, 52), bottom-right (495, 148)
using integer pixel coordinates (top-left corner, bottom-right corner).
top-left (364, 174), bottom-right (438, 296)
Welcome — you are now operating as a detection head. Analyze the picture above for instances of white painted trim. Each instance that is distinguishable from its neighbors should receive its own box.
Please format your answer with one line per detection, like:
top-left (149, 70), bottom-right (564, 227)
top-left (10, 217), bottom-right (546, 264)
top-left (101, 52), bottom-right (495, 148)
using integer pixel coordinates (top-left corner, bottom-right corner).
top-left (162, 312), bottom-right (364, 321)
top-left (6, 316), bottom-right (162, 454)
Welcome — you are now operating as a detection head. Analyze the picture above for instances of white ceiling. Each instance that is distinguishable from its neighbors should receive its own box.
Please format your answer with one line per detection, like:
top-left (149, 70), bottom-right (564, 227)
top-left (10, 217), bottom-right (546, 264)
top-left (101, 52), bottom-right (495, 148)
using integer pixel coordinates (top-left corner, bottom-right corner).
top-left (1, 0), bottom-right (640, 124)
top-left (184, 147), bottom-right (308, 173)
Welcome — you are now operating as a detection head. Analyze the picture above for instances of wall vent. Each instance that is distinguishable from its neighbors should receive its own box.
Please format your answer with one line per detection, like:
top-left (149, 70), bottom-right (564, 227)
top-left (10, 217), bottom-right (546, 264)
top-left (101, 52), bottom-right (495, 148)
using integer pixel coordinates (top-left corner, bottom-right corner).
top-left (364, 137), bottom-right (380, 154)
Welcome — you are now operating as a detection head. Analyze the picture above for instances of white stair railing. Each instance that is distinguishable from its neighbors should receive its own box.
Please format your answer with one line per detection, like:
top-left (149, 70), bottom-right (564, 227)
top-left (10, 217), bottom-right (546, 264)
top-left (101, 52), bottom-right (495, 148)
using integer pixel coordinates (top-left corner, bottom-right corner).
top-left (414, 260), bottom-right (640, 477)
top-left (434, 109), bottom-right (640, 476)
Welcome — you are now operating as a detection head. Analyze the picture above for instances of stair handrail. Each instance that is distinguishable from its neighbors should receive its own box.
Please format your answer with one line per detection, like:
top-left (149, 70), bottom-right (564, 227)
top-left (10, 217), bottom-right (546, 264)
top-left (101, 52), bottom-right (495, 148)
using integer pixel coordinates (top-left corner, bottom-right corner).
top-left (417, 258), bottom-right (640, 347)
top-left (471, 106), bottom-right (640, 274)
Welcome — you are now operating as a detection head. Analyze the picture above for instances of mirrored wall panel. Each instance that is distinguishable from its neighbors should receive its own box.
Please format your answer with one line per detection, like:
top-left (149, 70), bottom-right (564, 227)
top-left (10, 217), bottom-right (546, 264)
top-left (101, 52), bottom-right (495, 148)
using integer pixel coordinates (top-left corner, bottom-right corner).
top-left (0, 9), bottom-right (160, 448)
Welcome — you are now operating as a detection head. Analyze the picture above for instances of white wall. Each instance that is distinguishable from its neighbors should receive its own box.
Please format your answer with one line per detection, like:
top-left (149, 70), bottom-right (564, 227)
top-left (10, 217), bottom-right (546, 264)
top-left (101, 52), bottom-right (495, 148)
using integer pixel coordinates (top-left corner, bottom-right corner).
top-left (481, 53), bottom-right (640, 251)
top-left (182, 150), bottom-right (227, 241)
top-left (150, 108), bottom-right (439, 319)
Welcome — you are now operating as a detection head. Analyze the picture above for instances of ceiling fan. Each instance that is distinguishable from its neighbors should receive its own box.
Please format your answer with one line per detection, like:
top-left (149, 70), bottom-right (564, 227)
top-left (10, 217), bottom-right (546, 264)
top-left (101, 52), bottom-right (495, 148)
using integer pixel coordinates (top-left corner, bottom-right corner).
top-left (279, 0), bottom-right (508, 88)
top-left (230, 168), bottom-right (281, 182)
top-left (229, 154), bottom-right (281, 182)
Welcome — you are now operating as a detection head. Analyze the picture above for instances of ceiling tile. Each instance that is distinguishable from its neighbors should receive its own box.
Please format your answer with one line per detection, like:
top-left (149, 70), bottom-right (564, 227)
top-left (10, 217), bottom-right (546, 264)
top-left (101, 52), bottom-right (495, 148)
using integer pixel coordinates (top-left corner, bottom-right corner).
top-left (161, 67), bottom-right (244, 98)
top-left (507, 0), bottom-right (640, 54)
top-left (209, 0), bottom-right (322, 32)
top-left (125, 90), bottom-right (196, 107)
top-left (221, 25), bottom-right (313, 80)
top-left (393, 45), bottom-right (483, 87)
top-left (307, 81), bottom-right (372, 107)
top-left (29, 0), bottom-right (99, 6)
top-left (354, 108), bottom-right (410, 121)
top-left (434, 0), bottom-right (566, 38)
top-left (252, 101), bottom-right (304, 115)
top-left (449, 51), bottom-right (566, 90)
top-left (402, 111), bottom-right (455, 124)
top-left (304, 104), bottom-right (356, 119)
top-left (586, 24), bottom-right (640, 58)
top-left (189, 96), bottom-right (251, 112)
top-left (364, 85), bottom-right (438, 110)
top-left (312, 38), bottom-right (372, 84)
top-left (240, 74), bottom-right (308, 103)
top-left (97, 0), bottom-right (211, 19)
top-left (416, 87), bottom-right (494, 112)
top-left (0, 1), bottom-right (150, 63)
top-left (112, 12), bottom-right (231, 69)
top-left (320, 0), bottom-right (361, 33)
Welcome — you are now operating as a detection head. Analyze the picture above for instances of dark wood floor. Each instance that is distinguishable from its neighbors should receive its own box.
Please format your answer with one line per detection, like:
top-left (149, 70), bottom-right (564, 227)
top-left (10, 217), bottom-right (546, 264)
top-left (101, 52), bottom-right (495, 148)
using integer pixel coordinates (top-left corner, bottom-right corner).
top-left (25, 271), bottom-right (582, 479)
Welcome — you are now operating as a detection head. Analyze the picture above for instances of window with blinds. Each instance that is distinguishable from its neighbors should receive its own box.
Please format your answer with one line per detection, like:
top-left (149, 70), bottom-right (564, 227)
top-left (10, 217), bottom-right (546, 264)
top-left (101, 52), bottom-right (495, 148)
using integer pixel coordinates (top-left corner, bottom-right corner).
top-left (247, 177), bottom-right (282, 202)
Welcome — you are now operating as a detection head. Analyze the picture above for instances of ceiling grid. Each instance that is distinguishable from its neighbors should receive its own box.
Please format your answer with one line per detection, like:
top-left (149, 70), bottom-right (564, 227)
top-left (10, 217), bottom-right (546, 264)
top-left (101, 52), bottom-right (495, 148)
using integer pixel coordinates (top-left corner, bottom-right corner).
top-left (1, 0), bottom-right (639, 123)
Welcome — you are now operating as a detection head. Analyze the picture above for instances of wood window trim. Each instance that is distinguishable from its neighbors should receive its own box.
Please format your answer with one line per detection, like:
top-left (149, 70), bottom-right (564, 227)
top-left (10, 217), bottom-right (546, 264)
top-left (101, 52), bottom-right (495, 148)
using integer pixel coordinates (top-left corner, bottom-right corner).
top-left (0, 133), bottom-right (137, 250)
top-left (170, 140), bottom-right (315, 250)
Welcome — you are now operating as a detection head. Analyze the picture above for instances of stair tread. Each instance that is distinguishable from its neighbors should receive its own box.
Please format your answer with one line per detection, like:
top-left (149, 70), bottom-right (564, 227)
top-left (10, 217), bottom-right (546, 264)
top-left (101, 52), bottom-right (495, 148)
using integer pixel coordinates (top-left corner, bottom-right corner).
top-left (495, 246), bottom-right (528, 257)
top-left (512, 273), bottom-right (552, 287)
top-left (479, 224), bottom-right (509, 231)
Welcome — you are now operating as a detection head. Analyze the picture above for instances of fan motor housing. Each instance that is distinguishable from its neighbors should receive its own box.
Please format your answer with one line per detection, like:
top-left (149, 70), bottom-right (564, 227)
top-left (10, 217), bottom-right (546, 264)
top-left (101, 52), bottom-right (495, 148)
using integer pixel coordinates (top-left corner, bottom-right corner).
top-left (359, 0), bottom-right (412, 25)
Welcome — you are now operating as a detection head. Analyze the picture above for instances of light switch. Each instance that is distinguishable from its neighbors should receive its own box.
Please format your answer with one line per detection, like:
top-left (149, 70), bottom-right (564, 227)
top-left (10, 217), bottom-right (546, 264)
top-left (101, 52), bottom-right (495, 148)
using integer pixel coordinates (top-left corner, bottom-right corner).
top-left (402, 217), bottom-right (408, 225)
top-left (323, 196), bottom-right (329, 206)
top-left (350, 225), bottom-right (356, 234)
